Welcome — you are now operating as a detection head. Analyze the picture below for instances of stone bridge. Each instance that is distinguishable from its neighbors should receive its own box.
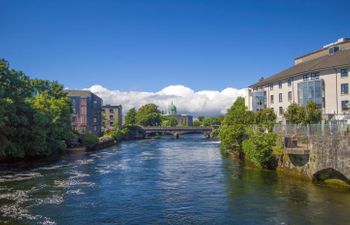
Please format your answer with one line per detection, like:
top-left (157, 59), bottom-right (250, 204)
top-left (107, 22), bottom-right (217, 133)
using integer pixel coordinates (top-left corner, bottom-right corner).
top-left (142, 126), bottom-right (213, 139)
top-left (281, 136), bottom-right (350, 184)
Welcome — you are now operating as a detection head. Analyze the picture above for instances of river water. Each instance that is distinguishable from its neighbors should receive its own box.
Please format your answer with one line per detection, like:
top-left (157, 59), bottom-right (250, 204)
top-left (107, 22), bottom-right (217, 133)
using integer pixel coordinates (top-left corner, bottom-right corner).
top-left (0, 135), bottom-right (350, 225)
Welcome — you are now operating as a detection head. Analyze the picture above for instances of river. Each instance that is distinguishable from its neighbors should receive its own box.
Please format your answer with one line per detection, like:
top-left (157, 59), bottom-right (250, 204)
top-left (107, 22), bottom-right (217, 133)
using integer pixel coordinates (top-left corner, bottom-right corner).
top-left (0, 134), bottom-right (350, 225)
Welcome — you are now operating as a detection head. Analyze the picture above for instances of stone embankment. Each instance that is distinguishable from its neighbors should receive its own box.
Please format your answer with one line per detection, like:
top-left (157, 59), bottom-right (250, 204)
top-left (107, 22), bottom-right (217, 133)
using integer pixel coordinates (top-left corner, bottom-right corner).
top-left (278, 136), bottom-right (350, 184)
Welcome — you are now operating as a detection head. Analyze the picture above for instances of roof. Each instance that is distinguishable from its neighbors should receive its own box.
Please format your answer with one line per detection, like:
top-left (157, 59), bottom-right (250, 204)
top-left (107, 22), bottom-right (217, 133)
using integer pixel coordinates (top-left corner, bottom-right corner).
top-left (102, 105), bottom-right (122, 109)
top-left (295, 39), bottom-right (350, 60)
top-left (64, 90), bottom-right (93, 97)
top-left (250, 49), bottom-right (350, 88)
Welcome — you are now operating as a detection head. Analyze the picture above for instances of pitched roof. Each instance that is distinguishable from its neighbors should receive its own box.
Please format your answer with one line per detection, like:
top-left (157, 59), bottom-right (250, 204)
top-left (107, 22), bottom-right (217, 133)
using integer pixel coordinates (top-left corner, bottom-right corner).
top-left (250, 49), bottom-right (350, 88)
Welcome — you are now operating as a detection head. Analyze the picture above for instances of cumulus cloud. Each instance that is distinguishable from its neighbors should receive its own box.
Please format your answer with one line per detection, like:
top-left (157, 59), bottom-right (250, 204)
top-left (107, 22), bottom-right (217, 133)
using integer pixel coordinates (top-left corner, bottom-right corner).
top-left (86, 85), bottom-right (246, 117)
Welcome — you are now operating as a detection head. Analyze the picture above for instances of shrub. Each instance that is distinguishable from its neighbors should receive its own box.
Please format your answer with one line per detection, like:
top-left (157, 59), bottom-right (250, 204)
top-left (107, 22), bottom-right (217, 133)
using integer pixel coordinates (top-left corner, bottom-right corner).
top-left (82, 133), bottom-right (99, 146)
top-left (104, 129), bottom-right (123, 142)
top-left (242, 132), bottom-right (277, 169)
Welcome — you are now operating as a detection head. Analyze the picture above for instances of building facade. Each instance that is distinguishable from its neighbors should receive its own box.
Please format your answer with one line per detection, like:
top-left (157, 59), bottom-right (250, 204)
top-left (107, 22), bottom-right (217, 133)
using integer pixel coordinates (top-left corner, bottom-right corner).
top-left (165, 102), bottom-right (193, 126)
top-left (246, 38), bottom-right (350, 122)
top-left (102, 105), bottom-right (123, 131)
top-left (66, 90), bottom-right (103, 136)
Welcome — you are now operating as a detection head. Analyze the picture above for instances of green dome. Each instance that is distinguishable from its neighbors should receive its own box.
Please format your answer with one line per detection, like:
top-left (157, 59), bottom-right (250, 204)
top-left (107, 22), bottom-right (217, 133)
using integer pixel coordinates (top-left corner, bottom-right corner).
top-left (168, 102), bottom-right (177, 115)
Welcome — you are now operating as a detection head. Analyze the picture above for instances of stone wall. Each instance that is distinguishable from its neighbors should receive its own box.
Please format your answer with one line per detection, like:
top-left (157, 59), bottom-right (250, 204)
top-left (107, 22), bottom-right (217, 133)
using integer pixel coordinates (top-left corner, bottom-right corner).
top-left (278, 136), bottom-right (350, 183)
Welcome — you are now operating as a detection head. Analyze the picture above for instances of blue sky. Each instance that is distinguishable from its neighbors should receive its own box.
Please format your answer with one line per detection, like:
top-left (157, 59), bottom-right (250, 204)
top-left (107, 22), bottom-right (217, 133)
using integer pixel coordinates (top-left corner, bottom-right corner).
top-left (1, 0), bottom-right (350, 91)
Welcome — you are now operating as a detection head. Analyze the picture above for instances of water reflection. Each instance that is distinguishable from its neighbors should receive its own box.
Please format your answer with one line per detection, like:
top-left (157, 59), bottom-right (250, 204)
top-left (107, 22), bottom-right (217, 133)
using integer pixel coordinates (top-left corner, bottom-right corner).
top-left (0, 135), bottom-right (349, 225)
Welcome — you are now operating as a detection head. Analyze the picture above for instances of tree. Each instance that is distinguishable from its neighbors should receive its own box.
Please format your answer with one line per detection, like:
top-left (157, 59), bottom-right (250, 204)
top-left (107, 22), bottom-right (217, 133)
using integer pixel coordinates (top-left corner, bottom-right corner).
top-left (125, 108), bottom-right (137, 125)
top-left (219, 97), bottom-right (254, 154)
top-left (161, 116), bottom-right (178, 127)
top-left (304, 101), bottom-right (322, 124)
top-left (0, 59), bottom-right (73, 159)
top-left (284, 101), bottom-right (322, 125)
top-left (136, 103), bottom-right (161, 126)
top-left (255, 108), bottom-right (277, 131)
top-left (284, 103), bottom-right (305, 124)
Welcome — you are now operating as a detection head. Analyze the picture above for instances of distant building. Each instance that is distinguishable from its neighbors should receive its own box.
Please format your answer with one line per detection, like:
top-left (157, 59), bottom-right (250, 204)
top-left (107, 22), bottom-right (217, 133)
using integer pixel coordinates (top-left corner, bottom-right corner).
top-left (65, 90), bottom-right (103, 136)
top-left (246, 38), bottom-right (350, 122)
top-left (165, 102), bottom-right (193, 126)
top-left (102, 105), bottom-right (123, 131)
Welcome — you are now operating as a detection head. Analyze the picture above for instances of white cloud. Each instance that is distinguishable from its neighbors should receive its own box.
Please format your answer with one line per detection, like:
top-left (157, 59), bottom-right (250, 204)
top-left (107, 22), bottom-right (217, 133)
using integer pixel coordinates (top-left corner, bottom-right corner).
top-left (86, 84), bottom-right (246, 117)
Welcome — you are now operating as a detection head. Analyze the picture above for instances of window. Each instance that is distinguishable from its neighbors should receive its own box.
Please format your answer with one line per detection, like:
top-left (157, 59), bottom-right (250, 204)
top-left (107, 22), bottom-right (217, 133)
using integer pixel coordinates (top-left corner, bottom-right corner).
top-left (93, 126), bottom-right (97, 131)
top-left (288, 79), bottom-right (292, 87)
top-left (279, 82), bottom-right (282, 89)
top-left (341, 100), bottom-right (349, 111)
top-left (269, 84), bottom-right (273, 90)
top-left (311, 73), bottom-right (320, 80)
top-left (303, 74), bottom-right (309, 81)
top-left (279, 107), bottom-right (284, 115)
top-left (288, 91), bottom-right (292, 101)
top-left (279, 93), bottom-right (283, 102)
top-left (329, 46), bottom-right (339, 55)
top-left (341, 68), bottom-right (349, 78)
top-left (93, 117), bottom-right (97, 123)
top-left (80, 106), bottom-right (87, 115)
top-left (341, 83), bottom-right (349, 95)
top-left (110, 109), bottom-right (114, 113)
top-left (270, 95), bottom-right (274, 104)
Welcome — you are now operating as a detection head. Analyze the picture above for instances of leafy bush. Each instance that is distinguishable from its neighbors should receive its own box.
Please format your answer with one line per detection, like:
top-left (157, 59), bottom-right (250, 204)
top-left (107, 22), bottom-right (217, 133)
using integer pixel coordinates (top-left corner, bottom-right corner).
top-left (104, 129), bottom-right (123, 142)
top-left (242, 132), bottom-right (277, 169)
top-left (82, 133), bottom-right (99, 146)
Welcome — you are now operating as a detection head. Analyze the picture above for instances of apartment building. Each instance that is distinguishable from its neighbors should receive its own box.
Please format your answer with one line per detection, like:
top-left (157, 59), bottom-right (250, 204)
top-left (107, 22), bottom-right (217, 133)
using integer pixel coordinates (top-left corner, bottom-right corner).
top-left (102, 105), bottom-right (123, 131)
top-left (66, 90), bottom-right (103, 136)
top-left (246, 38), bottom-right (350, 122)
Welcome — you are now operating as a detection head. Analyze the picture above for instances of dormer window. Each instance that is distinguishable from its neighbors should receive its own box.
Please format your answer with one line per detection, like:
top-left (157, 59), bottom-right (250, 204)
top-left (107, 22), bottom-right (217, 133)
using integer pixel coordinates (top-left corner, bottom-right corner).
top-left (328, 46), bottom-right (339, 55)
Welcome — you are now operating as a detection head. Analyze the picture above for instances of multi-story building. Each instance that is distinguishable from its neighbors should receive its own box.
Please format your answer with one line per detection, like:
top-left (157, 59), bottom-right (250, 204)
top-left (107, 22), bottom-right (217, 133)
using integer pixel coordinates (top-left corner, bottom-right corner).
top-left (246, 38), bottom-right (350, 122)
top-left (66, 90), bottom-right (103, 136)
top-left (102, 105), bottom-right (123, 131)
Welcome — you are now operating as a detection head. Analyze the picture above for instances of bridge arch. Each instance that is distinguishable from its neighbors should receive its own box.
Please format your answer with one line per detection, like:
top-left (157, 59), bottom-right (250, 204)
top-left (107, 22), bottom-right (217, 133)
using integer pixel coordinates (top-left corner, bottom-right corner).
top-left (313, 168), bottom-right (350, 185)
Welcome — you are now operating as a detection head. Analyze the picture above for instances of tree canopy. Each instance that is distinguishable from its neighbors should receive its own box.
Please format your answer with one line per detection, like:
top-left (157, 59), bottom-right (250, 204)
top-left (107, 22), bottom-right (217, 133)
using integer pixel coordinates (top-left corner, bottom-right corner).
top-left (284, 101), bottom-right (321, 124)
top-left (136, 103), bottom-right (161, 127)
top-left (219, 97), bottom-right (254, 153)
top-left (0, 59), bottom-right (73, 159)
top-left (125, 108), bottom-right (137, 125)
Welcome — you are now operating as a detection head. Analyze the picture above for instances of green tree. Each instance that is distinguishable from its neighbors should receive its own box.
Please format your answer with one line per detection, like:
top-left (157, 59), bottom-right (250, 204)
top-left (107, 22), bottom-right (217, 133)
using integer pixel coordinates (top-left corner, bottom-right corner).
top-left (284, 103), bottom-right (305, 124)
top-left (193, 120), bottom-right (201, 127)
top-left (219, 97), bottom-right (254, 154)
top-left (304, 101), bottom-right (322, 124)
top-left (255, 108), bottom-right (277, 131)
top-left (161, 116), bottom-right (178, 127)
top-left (136, 103), bottom-right (161, 126)
top-left (0, 59), bottom-right (73, 159)
top-left (242, 132), bottom-right (277, 169)
top-left (125, 108), bottom-right (137, 125)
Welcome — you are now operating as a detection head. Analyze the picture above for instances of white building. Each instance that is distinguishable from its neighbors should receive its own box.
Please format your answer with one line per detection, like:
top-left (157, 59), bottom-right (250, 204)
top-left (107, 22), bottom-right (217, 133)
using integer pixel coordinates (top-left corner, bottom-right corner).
top-left (246, 38), bottom-right (350, 122)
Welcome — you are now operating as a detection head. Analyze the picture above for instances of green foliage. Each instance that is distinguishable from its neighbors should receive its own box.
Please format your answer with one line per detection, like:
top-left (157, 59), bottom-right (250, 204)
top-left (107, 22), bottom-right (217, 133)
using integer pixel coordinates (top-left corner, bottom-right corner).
top-left (161, 116), bottom-right (178, 127)
top-left (304, 101), bottom-right (322, 124)
top-left (136, 103), bottom-right (161, 126)
top-left (242, 132), bottom-right (277, 169)
top-left (82, 133), bottom-right (99, 146)
top-left (0, 59), bottom-right (73, 160)
top-left (103, 129), bottom-right (123, 142)
top-left (284, 101), bottom-right (322, 125)
top-left (125, 108), bottom-right (137, 125)
top-left (255, 108), bottom-right (277, 131)
top-left (284, 103), bottom-right (305, 124)
top-left (219, 97), bottom-right (254, 153)
top-left (122, 125), bottom-right (145, 140)
top-left (193, 120), bottom-right (201, 127)
top-left (202, 117), bottom-right (223, 126)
